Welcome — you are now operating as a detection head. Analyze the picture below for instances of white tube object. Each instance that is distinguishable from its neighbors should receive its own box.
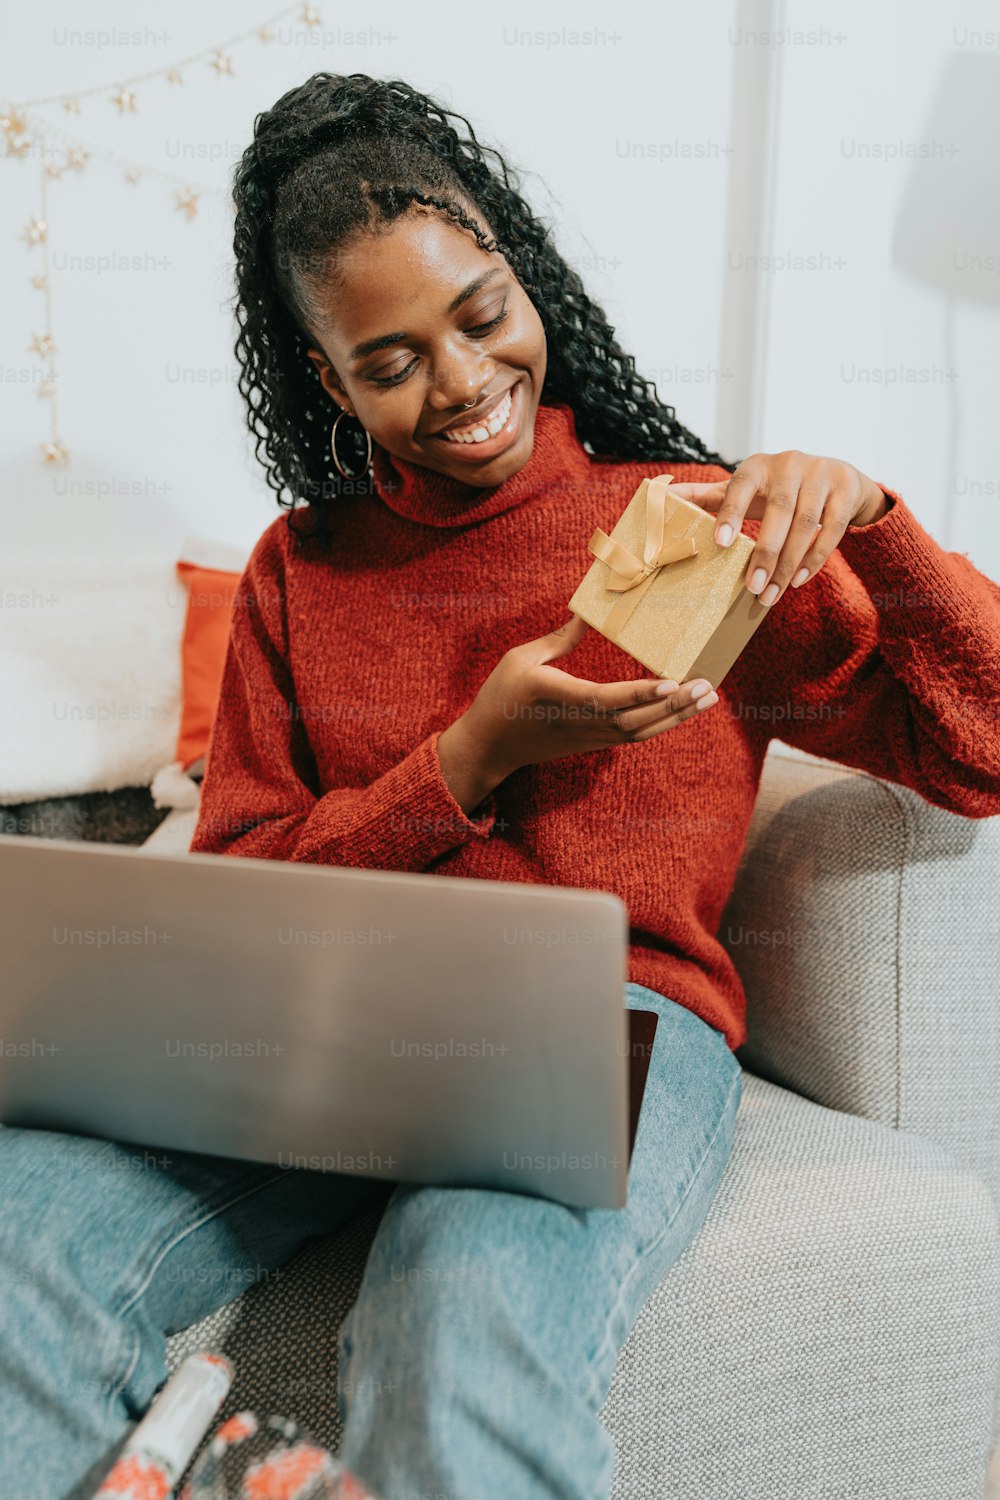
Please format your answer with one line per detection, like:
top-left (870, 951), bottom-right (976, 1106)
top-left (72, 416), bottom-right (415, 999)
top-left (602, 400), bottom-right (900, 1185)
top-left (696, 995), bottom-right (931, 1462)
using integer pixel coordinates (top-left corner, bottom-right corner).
top-left (91, 1351), bottom-right (233, 1498)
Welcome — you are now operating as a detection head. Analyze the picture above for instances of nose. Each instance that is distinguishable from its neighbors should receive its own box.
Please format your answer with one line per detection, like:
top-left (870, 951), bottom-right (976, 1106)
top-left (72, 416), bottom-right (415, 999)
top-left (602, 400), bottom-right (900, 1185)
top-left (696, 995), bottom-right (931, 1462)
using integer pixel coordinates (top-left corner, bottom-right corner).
top-left (425, 340), bottom-right (496, 410)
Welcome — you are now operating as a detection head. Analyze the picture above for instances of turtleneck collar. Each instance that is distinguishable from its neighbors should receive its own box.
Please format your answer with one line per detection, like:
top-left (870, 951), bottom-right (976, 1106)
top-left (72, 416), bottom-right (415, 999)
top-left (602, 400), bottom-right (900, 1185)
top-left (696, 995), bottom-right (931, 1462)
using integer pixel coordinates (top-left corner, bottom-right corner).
top-left (370, 401), bottom-right (593, 528)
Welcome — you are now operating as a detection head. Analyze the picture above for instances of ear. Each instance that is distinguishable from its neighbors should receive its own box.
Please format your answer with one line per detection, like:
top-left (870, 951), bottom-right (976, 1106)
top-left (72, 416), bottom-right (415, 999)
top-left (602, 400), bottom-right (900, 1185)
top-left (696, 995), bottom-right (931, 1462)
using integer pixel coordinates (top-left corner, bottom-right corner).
top-left (306, 346), bottom-right (353, 415)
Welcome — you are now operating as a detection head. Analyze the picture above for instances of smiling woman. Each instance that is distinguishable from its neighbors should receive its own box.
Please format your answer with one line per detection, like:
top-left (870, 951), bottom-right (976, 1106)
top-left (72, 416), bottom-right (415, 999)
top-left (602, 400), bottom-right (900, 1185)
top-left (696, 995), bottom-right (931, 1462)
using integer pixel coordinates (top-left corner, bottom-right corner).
top-left (9, 66), bottom-right (1000, 1500)
top-left (231, 71), bottom-right (730, 536)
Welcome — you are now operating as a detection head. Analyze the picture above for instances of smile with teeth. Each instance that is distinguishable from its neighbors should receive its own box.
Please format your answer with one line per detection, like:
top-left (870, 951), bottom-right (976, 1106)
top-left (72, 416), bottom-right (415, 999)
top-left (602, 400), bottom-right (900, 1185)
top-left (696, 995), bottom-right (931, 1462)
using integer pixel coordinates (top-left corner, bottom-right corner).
top-left (440, 387), bottom-right (513, 444)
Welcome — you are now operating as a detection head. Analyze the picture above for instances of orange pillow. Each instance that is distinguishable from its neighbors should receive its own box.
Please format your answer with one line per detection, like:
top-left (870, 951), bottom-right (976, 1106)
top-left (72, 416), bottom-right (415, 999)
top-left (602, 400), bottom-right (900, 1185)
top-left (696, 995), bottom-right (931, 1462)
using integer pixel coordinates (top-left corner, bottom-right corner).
top-left (174, 558), bottom-right (244, 772)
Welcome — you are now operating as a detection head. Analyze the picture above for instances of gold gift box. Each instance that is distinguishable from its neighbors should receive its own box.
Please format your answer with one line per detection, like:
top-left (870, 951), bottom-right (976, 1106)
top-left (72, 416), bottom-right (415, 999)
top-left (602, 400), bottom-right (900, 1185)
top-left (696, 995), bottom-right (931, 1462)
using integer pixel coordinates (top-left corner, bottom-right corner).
top-left (567, 474), bottom-right (769, 689)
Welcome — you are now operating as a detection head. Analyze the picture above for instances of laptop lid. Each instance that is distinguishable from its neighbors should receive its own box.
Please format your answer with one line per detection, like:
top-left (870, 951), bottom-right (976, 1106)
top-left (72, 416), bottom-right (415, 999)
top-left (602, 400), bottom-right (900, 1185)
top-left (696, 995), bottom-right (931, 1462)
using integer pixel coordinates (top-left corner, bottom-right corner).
top-left (0, 833), bottom-right (650, 1210)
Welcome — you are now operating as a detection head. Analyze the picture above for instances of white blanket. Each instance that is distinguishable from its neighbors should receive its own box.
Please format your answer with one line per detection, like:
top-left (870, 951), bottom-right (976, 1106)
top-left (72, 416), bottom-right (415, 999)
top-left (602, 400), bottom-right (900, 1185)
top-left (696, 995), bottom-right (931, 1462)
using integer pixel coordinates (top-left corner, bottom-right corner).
top-left (0, 556), bottom-right (185, 804)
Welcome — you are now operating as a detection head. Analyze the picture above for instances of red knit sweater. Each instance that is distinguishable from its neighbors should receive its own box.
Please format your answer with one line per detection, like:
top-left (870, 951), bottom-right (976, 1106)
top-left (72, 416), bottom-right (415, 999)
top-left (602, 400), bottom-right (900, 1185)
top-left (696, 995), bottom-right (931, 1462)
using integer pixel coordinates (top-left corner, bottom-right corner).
top-left (190, 402), bottom-right (1000, 1049)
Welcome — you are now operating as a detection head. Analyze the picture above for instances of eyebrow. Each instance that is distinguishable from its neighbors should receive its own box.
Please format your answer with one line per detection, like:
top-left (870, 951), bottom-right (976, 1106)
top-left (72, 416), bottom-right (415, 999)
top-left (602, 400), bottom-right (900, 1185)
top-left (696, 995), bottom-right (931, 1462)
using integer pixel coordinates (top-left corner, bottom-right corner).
top-left (348, 268), bottom-right (506, 363)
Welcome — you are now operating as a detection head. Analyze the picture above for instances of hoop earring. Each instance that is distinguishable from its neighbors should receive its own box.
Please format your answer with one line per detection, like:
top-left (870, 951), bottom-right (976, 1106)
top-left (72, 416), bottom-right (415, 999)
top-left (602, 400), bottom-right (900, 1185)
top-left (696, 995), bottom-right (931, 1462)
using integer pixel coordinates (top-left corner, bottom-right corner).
top-left (331, 410), bottom-right (373, 480)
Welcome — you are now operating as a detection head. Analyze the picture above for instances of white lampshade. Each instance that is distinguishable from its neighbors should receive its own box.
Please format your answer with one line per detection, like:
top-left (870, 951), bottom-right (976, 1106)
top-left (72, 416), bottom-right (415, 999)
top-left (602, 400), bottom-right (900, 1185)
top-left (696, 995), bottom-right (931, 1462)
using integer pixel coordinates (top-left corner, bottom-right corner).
top-left (892, 51), bottom-right (1000, 308)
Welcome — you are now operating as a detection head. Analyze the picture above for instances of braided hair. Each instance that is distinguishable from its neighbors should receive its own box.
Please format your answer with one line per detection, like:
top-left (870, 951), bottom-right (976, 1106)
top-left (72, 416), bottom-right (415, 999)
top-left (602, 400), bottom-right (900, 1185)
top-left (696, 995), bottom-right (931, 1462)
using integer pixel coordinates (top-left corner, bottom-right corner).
top-left (232, 72), bottom-right (736, 545)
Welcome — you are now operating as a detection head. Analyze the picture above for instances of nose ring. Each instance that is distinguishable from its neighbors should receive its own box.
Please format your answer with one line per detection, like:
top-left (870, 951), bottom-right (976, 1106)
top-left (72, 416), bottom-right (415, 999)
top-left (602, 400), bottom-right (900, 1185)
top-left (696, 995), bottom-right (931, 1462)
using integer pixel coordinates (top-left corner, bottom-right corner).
top-left (463, 384), bottom-right (489, 409)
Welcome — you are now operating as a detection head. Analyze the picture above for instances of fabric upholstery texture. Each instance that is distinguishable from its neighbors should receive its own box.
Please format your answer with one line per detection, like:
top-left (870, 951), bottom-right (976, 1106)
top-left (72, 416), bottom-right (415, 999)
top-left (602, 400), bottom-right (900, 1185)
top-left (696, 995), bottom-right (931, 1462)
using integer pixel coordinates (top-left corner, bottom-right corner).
top-left (727, 742), bottom-right (1000, 1209)
top-left (1, 785), bottom-right (168, 845)
top-left (598, 1074), bottom-right (999, 1499)
top-left (161, 742), bottom-right (1000, 1492)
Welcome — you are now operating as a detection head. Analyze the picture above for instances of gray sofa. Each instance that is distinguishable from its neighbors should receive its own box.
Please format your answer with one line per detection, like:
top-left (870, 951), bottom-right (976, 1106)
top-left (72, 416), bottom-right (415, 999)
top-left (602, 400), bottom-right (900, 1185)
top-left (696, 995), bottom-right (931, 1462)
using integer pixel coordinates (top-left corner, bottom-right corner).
top-left (28, 742), bottom-right (1000, 1495)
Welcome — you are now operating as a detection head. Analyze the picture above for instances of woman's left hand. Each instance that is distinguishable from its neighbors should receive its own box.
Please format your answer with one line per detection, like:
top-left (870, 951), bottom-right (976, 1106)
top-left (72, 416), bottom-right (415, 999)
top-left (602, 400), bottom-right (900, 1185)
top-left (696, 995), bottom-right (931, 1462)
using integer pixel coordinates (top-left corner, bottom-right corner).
top-left (668, 450), bottom-right (889, 607)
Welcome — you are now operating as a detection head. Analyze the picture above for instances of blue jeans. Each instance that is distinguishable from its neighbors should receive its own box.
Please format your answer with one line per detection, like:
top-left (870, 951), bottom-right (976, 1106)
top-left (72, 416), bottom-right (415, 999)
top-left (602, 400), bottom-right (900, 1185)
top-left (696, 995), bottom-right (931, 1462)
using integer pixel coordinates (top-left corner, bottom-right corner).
top-left (0, 983), bottom-right (742, 1500)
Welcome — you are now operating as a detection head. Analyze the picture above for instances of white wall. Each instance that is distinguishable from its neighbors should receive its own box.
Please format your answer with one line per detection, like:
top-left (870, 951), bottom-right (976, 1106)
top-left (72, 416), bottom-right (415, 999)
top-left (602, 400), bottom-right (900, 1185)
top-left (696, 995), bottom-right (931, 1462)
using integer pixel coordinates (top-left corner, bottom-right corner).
top-left (2, 0), bottom-right (997, 581)
top-left (738, 0), bottom-right (1000, 574)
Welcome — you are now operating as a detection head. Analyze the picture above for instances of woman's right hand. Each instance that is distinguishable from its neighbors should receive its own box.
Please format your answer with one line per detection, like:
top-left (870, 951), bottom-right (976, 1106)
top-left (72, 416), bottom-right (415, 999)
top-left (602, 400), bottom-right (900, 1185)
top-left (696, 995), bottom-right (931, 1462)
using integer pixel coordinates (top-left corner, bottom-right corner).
top-left (437, 615), bottom-right (719, 809)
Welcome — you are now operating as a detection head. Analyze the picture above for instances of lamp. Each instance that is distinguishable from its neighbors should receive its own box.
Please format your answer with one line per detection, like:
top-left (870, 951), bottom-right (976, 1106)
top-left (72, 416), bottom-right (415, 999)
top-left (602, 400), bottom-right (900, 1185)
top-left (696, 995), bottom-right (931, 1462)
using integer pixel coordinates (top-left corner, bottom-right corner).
top-left (891, 51), bottom-right (1000, 549)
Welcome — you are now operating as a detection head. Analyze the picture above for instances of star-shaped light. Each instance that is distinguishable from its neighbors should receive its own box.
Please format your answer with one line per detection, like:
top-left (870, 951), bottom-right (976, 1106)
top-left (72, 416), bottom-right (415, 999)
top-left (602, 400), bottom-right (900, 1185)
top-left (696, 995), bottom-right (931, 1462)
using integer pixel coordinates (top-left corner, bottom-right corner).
top-left (66, 146), bottom-right (89, 171)
top-left (30, 273), bottom-right (48, 290)
top-left (42, 441), bottom-right (69, 463)
top-left (22, 215), bottom-right (47, 246)
top-left (1, 107), bottom-right (27, 136)
top-left (6, 136), bottom-right (32, 158)
top-left (29, 332), bottom-right (55, 357)
top-left (258, 24), bottom-right (274, 42)
top-left (124, 165), bottom-right (141, 185)
top-left (37, 380), bottom-right (56, 399)
top-left (210, 50), bottom-right (234, 78)
top-left (44, 161), bottom-right (63, 179)
top-left (62, 97), bottom-right (80, 115)
top-left (175, 187), bottom-right (199, 220)
top-left (302, 4), bottom-right (322, 25)
top-left (166, 67), bottom-right (183, 84)
top-left (111, 85), bottom-right (137, 115)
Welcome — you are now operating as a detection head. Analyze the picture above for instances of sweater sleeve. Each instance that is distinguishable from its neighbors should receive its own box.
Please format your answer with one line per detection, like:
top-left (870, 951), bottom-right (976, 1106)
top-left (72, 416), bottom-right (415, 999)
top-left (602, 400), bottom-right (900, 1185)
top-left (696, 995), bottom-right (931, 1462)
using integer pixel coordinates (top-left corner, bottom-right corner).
top-left (189, 530), bottom-right (499, 869)
top-left (735, 484), bottom-right (1000, 818)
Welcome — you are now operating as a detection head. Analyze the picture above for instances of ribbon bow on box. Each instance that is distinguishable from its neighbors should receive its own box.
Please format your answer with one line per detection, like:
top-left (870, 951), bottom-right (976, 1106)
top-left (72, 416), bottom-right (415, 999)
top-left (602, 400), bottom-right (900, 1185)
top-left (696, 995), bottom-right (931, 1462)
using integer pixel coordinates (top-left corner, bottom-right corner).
top-left (570, 471), bottom-right (768, 687)
top-left (585, 475), bottom-right (698, 638)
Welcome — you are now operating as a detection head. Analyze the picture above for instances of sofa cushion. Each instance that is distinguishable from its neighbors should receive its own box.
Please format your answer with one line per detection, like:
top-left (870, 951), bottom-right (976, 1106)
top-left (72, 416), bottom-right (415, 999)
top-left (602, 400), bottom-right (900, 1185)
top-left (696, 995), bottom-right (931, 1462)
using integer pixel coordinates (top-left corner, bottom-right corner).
top-left (173, 545), bottom-right (248, 772)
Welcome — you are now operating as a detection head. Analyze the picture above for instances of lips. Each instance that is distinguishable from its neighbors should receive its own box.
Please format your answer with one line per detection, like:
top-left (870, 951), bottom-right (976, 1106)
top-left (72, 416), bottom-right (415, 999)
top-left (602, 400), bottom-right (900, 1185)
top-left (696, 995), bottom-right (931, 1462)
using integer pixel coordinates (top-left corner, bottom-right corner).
top-left (435, 386), bottom-right (514, 444)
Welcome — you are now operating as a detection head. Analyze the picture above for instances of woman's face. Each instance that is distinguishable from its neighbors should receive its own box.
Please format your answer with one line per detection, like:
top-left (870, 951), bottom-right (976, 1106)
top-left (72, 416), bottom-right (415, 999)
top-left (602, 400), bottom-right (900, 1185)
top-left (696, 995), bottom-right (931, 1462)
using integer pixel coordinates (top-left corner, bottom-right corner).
top-left (305, 207), bottom-right (547, 488)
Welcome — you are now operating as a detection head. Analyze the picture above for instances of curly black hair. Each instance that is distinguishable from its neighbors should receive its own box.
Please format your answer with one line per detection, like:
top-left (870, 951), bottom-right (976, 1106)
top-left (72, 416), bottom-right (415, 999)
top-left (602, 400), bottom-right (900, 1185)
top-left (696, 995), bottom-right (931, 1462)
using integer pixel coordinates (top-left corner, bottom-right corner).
top-left (232, 72), bottom-right (736, 545)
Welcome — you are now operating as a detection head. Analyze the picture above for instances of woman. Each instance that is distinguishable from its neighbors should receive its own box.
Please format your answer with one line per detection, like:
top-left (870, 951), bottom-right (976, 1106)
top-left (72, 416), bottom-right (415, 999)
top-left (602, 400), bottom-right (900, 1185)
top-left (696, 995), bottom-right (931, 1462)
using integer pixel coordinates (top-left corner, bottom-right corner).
top-left (4, 72), bottom-right (1000, 1500)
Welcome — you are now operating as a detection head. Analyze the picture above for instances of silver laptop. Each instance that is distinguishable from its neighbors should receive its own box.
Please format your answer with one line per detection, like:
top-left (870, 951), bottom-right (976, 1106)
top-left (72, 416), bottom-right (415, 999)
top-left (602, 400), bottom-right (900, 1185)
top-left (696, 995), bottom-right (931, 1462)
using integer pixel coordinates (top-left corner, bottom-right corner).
top-left (0, 833), bottom-right (658, 1209)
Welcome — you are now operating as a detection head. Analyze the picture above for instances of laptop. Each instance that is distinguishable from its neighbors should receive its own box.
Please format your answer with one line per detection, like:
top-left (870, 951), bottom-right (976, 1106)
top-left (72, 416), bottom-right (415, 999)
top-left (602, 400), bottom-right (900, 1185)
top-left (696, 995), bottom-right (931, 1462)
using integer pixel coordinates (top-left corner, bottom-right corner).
top-left (0, 833), bottom-right (658, 1209)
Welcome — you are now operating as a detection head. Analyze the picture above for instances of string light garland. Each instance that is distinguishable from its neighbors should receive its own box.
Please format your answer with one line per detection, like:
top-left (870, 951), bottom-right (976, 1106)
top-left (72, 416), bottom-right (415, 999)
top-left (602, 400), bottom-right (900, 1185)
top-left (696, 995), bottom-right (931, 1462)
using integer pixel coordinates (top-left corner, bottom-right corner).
top-left (28, 172), bottom-right (66, 462)
top-left (11, 4), bottom-right (317, 109)
top-left (2, 3), bottom-right (324, 463)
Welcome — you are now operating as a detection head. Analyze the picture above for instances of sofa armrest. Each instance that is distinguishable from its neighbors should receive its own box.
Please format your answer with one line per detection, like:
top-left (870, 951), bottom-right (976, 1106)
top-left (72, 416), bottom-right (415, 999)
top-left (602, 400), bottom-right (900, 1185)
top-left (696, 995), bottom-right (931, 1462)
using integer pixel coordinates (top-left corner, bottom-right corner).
top-left (724, 741), bottom-right (1000, 1207)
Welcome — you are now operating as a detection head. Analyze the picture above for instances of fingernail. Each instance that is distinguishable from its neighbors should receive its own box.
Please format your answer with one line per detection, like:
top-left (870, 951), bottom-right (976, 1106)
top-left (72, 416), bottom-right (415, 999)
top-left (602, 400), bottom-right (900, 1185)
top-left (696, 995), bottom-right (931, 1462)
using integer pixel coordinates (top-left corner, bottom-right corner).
top-left (791, 567), bottom-right (810, 588)
top-left (695, 691), bottom-right (719, 711)
top-left (747, 568), bottom-right (767, 594)
top-left (689, 681), bottom-right (711, 700)
top-left (716, 523), bottom-right (733, 547)
top-left (759, 582), bottom-right (779, 607)
top-left (655, 679), bottom-right (679, 696)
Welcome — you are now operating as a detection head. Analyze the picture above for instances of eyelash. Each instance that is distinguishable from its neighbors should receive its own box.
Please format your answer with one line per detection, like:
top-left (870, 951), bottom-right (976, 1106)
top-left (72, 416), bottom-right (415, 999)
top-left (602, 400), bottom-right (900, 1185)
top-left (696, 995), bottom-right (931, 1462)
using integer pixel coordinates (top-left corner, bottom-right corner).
top-left (368, 305), bottom-right (509, 388)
